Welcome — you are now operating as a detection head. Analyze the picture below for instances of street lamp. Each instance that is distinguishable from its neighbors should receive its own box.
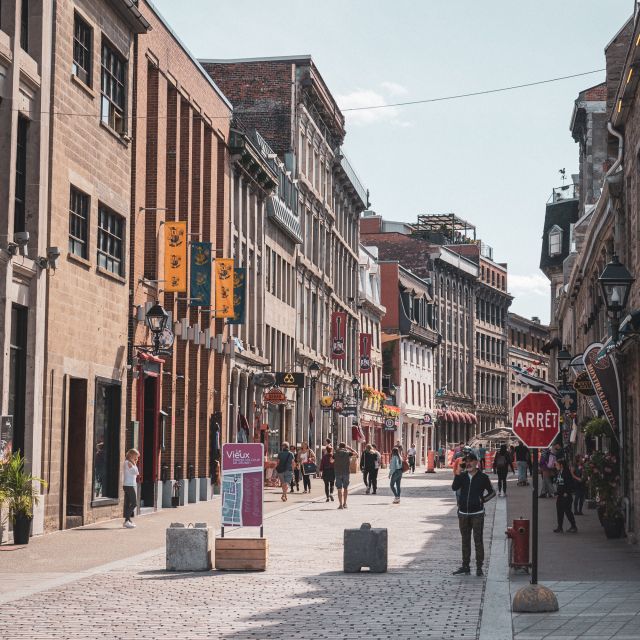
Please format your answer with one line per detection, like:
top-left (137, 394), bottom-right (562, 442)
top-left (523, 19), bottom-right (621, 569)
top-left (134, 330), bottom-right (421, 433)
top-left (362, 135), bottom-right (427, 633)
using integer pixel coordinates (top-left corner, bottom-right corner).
top-left (598, 255), bottom-right (635, 340)
top-left (556, 347), bottom-right (572, 387)
top-left (308, 361), bottom-right (320, 388)
top-left (146, 301), bottom-right (169, 354)
top-left (350, 376), bottom-right (361, 394)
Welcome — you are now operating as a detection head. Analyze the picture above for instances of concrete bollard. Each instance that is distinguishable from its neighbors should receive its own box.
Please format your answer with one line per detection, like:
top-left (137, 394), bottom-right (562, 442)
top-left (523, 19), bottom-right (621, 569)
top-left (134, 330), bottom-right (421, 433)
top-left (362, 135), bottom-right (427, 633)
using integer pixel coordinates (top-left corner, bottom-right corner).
top-left (166, 522), bottom-right (212, 571)
top-left (344, 522), bottom-right (388, 573)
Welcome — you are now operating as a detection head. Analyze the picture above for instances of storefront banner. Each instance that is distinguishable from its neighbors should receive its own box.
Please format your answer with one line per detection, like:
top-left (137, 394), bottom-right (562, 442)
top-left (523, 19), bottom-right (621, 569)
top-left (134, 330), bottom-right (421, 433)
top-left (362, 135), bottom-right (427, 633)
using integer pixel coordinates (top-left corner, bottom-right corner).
top-left (583, 342), bottom-right (622, 441)
top-left (164, 221), bottom-right (187, 292)
top-left (227, 268), bottom-right (246, 324)
top-left (359, 333), bottom-right (372, 373)
top-left (189, 242), bottom-right (211, 307)
top-left (331, 311), bottom-right (347, 360)
top-left (0, 415), bottom-right (13, 462)
top-left (214, 259), bottom-right (235, 318)
top-left (221, 443), bottom-right (264, 527)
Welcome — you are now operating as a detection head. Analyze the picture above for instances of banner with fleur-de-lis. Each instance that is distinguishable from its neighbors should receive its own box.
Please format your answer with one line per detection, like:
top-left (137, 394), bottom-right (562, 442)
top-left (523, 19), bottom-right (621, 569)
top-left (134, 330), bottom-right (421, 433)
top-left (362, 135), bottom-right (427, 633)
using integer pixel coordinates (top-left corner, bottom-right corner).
top-left (189, 242), bottom-right (211, 307)
top-left (214, 258), bottom-right (235, 318)
top-left (164, 221), bottom-right (187, 292)
top-left (227, 268), bottom-right (246, 324)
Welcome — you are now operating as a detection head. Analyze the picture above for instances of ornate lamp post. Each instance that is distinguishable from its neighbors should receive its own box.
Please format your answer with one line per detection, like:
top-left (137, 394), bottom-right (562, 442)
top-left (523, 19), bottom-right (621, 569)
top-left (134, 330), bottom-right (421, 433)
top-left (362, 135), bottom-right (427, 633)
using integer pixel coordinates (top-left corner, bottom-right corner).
top-left (556, 347), bottom-right (573, 387)
top-left (145, 301), bottom-right (169, 355)
top-left (598, 255), bottom-right (635, 341)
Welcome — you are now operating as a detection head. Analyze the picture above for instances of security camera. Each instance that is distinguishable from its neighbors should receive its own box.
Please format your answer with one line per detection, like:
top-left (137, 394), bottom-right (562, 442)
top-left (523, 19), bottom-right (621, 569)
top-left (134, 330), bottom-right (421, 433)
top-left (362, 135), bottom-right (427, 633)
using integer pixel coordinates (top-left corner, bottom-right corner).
top-left (13, 231), bottom-right (29, 257)
top-left (47, 246), bottom-right (61, 268)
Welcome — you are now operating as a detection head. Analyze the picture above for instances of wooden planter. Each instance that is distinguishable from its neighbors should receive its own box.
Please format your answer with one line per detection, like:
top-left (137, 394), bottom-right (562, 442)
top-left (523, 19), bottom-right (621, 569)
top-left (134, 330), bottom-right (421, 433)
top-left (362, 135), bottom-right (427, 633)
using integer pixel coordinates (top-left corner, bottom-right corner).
top-left (215, 537), bottom-right (268, 571)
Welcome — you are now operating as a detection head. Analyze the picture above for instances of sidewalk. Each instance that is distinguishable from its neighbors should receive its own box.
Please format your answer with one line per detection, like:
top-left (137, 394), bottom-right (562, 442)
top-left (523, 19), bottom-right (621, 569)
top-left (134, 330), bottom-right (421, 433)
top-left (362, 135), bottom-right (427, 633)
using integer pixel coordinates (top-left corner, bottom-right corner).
top-left (0, 470), bottom-right (496, 639)
top-left (502, 474), bottom-right (640, 639)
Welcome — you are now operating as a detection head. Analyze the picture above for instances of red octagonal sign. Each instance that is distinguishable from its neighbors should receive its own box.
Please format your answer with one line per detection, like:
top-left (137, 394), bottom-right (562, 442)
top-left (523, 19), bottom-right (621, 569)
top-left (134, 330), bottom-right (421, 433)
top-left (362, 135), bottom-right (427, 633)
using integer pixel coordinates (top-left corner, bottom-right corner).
top-left (512, 391), bottom-right (560, 449)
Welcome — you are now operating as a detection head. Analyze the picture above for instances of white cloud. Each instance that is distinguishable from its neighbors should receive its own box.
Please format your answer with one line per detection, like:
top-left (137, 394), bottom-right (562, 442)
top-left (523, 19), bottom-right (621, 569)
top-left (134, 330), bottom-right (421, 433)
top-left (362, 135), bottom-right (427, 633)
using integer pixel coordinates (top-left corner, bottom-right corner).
top-left (509, 273), bottom-right (549, 298)
top-left (336, 87), bottom-right (411, 127)
top-left (380, 81), bottom-right (409, 97)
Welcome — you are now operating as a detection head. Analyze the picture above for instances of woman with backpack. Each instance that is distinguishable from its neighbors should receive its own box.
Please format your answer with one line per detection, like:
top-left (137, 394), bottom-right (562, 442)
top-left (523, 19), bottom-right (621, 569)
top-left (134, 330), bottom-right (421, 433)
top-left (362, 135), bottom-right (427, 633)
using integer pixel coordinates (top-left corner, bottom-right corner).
top-left (492, 444), bottom-right (514, 497)
top-left (276, 442), bottom-right (295, 502)
top-left (389, 447), bottom-right (404, 504)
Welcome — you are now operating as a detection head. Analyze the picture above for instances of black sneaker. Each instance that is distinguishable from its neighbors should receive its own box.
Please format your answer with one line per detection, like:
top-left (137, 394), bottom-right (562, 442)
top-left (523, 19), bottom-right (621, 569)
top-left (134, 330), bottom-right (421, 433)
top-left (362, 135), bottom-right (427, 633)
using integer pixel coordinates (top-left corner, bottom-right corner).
top-left (476, 567), bottom-right (484, 577)
top-left (567, 526), bottom-right (578, 533)
top-left (452, 566), bottom-right (470, 575)
top-left (553, 527), bottom-right (563, 533)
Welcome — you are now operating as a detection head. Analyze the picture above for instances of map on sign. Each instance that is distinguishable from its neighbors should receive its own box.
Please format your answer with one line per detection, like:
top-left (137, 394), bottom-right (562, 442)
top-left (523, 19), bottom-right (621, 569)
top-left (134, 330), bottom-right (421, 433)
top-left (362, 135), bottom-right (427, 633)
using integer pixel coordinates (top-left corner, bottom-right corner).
top-left (221, 443), bottom-right (264, 528)
top-left (221, 474), bottom-right (242, 526)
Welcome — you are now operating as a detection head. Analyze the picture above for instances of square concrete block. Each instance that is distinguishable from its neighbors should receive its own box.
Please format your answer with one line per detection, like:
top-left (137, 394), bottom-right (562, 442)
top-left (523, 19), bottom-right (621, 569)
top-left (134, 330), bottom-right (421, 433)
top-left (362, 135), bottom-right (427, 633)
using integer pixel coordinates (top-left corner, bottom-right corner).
top-left (162, 481), bottom-right (174, 508)
top-left (344, 523), bottom-right (387, 573)
top-left (166, 523), bottom-right (212, 571)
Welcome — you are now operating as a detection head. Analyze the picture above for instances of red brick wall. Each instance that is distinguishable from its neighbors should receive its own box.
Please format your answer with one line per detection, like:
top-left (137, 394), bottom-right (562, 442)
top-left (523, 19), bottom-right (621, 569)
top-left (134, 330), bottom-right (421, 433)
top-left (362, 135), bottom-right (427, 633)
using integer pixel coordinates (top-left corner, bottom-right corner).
top-left (379, 262), bottom-right (399, 329)
top-left (362, 232), bottom-right (433, 280)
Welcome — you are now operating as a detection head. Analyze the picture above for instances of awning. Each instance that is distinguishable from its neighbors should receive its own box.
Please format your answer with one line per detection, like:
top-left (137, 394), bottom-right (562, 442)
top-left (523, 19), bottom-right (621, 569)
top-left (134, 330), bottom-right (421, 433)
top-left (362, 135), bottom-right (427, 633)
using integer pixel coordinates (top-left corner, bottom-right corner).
top-left (470, 414), bottom-right (477, 424)
top-left (445, 411), bottom-right (454, 422)
top-left (462, 413), bottom-right (472, 424)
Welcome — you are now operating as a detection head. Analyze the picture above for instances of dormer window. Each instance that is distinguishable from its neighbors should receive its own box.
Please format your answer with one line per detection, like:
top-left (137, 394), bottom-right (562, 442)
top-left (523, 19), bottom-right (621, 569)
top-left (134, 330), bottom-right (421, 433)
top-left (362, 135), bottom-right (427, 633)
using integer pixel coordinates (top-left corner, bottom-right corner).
top-left (548, 225), bottom-right (562, 257)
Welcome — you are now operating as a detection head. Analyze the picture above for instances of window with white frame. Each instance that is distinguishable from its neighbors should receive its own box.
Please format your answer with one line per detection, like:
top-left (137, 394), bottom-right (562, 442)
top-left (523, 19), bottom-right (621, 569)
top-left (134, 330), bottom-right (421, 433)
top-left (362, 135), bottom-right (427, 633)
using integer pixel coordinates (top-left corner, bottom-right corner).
top-left (548, 225), bottom-right (562, 256)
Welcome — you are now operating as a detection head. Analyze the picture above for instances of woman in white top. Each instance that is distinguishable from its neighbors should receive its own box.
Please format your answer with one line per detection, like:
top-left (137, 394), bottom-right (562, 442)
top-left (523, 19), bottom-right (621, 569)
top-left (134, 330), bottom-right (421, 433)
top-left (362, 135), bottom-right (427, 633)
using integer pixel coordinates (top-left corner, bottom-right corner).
top-left (299, 441), bottom-right (316, 493)
top-left (122, 448), bottom-right (139, 528)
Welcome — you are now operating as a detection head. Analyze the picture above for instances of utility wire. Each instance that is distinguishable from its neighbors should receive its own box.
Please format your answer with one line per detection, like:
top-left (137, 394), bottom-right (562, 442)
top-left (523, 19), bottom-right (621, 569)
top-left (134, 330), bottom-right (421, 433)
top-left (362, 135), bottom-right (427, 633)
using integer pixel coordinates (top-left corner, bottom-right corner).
top-left (341, 69), bottom-right (606, 112)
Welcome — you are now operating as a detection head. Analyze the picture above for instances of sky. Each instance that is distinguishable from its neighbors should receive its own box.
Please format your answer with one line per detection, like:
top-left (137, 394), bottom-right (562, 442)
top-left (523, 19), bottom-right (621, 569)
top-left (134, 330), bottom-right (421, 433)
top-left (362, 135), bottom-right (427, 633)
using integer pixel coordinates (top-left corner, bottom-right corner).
top-left (154, 0), bottom-right (633, 323)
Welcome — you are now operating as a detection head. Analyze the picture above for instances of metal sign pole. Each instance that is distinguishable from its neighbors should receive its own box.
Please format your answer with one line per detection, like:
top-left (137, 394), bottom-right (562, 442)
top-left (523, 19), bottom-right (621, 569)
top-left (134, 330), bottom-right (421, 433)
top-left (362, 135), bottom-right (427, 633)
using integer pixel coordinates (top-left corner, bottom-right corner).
top-left (531, 451), bottom-right (538, 585)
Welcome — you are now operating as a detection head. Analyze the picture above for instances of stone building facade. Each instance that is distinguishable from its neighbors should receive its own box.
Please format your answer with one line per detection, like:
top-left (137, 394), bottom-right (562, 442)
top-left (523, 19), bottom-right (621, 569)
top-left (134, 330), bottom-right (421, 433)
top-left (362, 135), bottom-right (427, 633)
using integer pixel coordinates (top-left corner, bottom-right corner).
top-left (201, 56), bottom-right (367, 459)
top-left (0, 0), bottom-right (54, 536)
top-left (127, 1), bottom-right (231, 511)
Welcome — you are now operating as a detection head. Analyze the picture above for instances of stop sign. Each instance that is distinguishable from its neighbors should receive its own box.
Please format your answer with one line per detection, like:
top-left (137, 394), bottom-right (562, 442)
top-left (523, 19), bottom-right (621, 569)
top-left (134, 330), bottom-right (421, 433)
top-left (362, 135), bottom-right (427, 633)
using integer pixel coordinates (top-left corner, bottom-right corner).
top-left (512, 391), bottom-right (560, 448)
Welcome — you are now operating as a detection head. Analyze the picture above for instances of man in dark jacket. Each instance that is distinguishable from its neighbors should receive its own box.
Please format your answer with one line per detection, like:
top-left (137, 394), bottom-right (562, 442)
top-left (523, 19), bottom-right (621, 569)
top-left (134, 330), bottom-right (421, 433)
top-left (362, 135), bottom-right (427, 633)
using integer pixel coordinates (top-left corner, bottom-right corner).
top-left (360, 444), bottom-right (379, 494)
top-left (451, 452), bottom-right (496, 576)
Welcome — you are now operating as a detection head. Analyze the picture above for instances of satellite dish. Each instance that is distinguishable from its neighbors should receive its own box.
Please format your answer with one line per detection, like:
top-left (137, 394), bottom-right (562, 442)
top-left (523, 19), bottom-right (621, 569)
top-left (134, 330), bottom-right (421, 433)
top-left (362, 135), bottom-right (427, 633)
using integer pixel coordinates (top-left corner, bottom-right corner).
top-left (253, 372), bottom-right (276, 387)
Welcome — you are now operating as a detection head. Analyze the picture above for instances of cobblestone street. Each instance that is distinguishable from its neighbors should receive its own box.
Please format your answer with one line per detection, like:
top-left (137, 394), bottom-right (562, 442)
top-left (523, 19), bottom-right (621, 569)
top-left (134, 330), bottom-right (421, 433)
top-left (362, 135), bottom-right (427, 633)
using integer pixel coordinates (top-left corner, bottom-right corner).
top-left (0, 472), bottom-right (495, 639)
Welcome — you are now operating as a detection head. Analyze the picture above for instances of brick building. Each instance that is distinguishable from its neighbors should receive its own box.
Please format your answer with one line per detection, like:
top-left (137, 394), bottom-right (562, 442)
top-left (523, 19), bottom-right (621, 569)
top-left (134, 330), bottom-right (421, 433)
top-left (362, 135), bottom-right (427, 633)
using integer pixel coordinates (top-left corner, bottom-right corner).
top-left (202, 56), bottom-right (367, 458)
top-left (41, 0), bottom-right (149, 532)
top-left (0, 0), bottom-right (53, 536)
top-left (127, 0), bottom-right (232, 511)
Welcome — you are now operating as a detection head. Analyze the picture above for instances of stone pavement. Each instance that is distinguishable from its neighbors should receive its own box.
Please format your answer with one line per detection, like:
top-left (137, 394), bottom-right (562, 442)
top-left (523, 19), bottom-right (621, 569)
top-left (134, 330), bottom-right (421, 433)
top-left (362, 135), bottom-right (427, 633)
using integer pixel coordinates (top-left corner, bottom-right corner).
top-left (0, 470), bottom-right (497, 639)
top-left (502, 473), bottom-right (640, 639)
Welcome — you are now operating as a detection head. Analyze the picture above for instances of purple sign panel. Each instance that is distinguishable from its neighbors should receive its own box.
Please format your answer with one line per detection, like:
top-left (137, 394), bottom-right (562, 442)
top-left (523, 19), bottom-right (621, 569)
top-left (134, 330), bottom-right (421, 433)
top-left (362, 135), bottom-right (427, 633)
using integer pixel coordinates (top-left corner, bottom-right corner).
top-left (221, 443), bottom-right (264, 527)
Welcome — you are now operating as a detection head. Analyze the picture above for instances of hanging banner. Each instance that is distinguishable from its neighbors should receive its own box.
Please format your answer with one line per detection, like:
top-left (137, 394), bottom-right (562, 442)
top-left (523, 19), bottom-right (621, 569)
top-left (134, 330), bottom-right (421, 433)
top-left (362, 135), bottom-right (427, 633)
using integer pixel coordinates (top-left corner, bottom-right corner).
top-left (189, 242), bottom-right (211, 307)
top-left (221, 443), bottom-right (264, 527)
top-left (583, 342), bottom-right (622, 441)
top-left (331, 311), bottom-right (347, 360)
top-left (359, 333), bottom-right (372, 373)
top-left (164, 221), bottom-right (187, 292)
top-left (227, 268), bottom-right (246, 325)
top-left (214, 259), bottom-right (235, 318)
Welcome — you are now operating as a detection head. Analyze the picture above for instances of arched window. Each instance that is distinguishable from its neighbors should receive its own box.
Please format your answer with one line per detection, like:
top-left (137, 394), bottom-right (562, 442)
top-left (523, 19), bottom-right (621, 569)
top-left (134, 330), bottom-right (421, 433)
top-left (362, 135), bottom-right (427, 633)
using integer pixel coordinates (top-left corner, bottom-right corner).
top-left (548, 225), bottom-right (562, 256)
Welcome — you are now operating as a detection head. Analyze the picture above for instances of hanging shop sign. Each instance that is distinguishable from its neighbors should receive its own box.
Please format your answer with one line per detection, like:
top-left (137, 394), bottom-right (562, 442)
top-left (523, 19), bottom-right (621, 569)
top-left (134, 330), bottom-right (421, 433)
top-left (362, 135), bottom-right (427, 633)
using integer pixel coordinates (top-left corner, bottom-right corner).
top-left (331, 311), bottom-right (347, 360)
top-left (573, 371), bottom-right (596, 396)
top-left (383, 417), bottom-right (397, 431)
top-left (275, 372), bottom-right (305, 389)
top-left (164, 221), bottom-right (187, 292)
top-left (221, 443), bottom-right (264, 527)
top-left (214, 259), bottom-right (235, 318)
top-left (584, 342), bottom-right (622, 441)
top-left (333, 399), bottom-right (344, 413)
top-left (189, 242), bottom-right (212, 307)
top-left (263, 387), bottom-right (287, 405)
top-left (419, 413), bottom-right (433, 426)
top-left (320, 396), bottom-right (333, 408)
top-left (556, 387), bottom-right (577, 414)
top-left (227, 268), bottom-right (246, 325)
top-left (341, 405), bottom-right (358, 417)
top-left (253, 373), bottom-right (276, 387)
top-left (359, 333), bottom-right (372, 373)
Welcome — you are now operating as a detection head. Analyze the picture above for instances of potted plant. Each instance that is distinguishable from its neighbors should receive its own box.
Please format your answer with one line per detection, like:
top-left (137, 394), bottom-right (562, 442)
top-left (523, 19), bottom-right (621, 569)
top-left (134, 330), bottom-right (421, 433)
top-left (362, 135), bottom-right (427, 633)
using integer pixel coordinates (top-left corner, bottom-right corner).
top-left (583, 417), bottom-right (613, 439)
top-left (0, 462), bottom-right (8, 545)
top-left (584, 451), bottom-right (625, 539)
top-left (4, 452), bottom-right (47, 545)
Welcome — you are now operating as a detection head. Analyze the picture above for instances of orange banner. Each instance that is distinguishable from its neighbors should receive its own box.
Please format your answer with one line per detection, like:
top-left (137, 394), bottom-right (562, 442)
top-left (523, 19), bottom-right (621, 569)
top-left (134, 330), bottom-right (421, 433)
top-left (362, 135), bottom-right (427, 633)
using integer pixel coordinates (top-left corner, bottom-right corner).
top-left (214, 258), bottom-right (234, 318)
top-left (163, 221), bottom-right (187, 292)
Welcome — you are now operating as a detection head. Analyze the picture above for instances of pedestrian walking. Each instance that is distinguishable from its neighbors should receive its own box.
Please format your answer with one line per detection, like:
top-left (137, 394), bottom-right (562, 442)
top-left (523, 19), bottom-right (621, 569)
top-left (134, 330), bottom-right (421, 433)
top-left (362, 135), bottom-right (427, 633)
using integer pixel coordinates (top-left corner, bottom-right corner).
top-left (539, 448), bottom-right (555, 498)
top-left (514, 442), bottom-right (530, 486)
top-left (122, 448), bottom-right (140, 529)
top-left (319, 444), bottom-right (335, 502)
top-left (554, 458), bottom-right (578, 533)
top-left (389, 447), bottom-right (403, 503)
top-left (438, 446), bottom-right (445, 469)
top-left (407, 443), bottom-right (417, 473)
top-left (477, 443), bottom-right (487, 471)
top-left (371, 444), bottom-right (381, 492)
top-left (571, 454), bottom-right (586, 515)
top-left (395, 441), bottom-right (404, 456)
top-left (452, 452), bottom-right (496, 576)
top-left (276, 442), bottom-right (294, 502)
top-left (334, 442), bottom-right (357, 509)
top-left (361, 444), bottom-right (379, 494)
top-left (299, 442), bottom-right (315, 493)
top-left (289, 446), bottom-right (301, 493)
top-left (493, 444), bottom-right (514, 497)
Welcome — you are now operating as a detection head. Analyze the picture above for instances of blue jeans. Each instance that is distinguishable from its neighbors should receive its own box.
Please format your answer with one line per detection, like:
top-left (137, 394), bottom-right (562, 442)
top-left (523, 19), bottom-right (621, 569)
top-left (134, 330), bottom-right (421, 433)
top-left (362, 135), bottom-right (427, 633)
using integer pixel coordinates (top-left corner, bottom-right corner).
top-left (517, 461), bottom-right (528, 482)
top-left (390, 470), bottom-right (402, 497)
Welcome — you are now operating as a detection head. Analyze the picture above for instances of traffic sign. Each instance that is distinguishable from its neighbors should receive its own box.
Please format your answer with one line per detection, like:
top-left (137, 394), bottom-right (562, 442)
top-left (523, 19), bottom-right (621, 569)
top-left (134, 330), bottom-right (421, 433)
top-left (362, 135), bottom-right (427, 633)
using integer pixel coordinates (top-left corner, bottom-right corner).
top-left (512, 391), bottom-right (560, 449)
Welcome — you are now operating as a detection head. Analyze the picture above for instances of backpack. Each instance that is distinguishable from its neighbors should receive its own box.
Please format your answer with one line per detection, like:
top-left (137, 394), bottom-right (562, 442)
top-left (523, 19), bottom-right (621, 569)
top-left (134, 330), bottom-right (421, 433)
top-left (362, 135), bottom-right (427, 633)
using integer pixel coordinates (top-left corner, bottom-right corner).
top-left (495, 454), bottom-right (508, 468)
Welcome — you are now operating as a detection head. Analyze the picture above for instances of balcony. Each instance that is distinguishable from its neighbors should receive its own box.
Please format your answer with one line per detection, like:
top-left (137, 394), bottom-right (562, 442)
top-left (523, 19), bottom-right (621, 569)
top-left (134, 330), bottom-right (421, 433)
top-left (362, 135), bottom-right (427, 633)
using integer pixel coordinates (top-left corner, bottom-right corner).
top-left (399, 305), bottom-right (439, 347)
top-left (339, 150), bottom-right (369, 208)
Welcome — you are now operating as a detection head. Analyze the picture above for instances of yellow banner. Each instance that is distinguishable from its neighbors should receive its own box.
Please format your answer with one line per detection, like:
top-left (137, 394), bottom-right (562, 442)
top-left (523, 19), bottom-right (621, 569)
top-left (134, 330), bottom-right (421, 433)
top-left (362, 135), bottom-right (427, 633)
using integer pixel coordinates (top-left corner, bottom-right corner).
top-left (214, 258), bottom-right (234, 318)
top-left (163, 221), bottom-right (187, 292)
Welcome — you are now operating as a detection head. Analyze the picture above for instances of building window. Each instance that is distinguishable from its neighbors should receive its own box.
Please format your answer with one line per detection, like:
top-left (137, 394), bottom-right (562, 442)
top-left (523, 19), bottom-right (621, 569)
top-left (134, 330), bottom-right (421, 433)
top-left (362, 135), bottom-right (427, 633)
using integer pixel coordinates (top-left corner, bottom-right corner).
top-left (69, 187), bottom-right (89, 259)
top-left (14, 115), bottom-right (28, 233)
top-left (9, 304), bottom-right (28, 455)
top-left (93, 379), bottom-right (121, 500)
top-left (97, 205), bottom-right (124, 276)
top-left (73, 13), bottom-right (92, 85)
top-left (101, 40), bottom-right (126, 132)
top-left (20, 0), bottom-right (28, 51)
top-left (548, 225), bottom-right (562, 257)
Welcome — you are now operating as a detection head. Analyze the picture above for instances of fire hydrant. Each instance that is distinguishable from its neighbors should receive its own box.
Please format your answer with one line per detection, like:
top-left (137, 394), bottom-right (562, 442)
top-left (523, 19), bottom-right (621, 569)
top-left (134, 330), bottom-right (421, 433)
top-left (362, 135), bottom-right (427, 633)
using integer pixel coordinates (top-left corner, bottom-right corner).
top-left (506, 518), bottom-right (530, 570)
